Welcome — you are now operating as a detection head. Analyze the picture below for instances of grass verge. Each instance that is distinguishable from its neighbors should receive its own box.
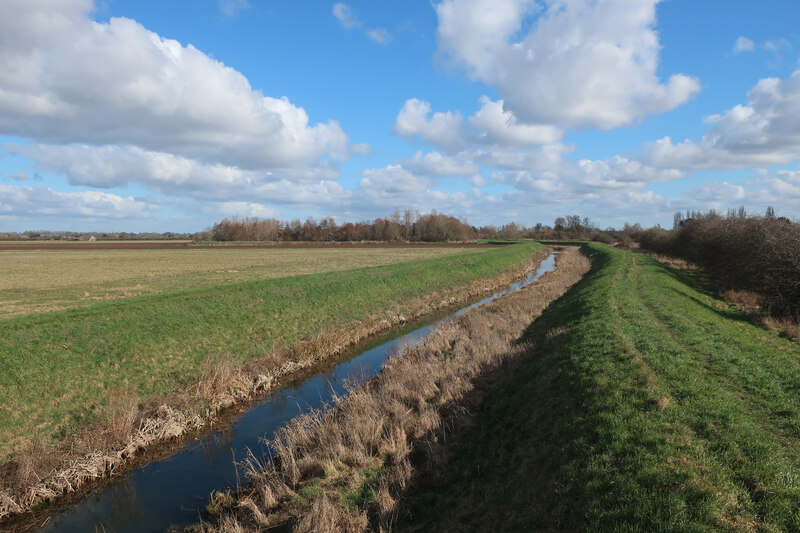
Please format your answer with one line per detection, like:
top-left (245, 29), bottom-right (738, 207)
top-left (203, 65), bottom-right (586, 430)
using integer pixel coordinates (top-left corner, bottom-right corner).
top-left (0, 242), bottom-right (540, 521)
top-left (400, 243), bottom-right (800, 531)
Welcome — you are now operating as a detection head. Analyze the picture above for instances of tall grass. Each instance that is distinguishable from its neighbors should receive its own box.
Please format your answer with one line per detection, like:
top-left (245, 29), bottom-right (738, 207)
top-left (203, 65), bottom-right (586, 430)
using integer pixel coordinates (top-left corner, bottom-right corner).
top-left (195, 247), bottom-right (591, 532)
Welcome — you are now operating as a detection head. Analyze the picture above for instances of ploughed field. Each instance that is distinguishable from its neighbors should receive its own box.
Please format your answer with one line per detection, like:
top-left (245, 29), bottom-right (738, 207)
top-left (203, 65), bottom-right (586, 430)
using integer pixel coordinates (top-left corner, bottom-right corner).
top-left (0, 243), bottom-right (534, 464)
top-left (0, 245), bottom-right (483, 317)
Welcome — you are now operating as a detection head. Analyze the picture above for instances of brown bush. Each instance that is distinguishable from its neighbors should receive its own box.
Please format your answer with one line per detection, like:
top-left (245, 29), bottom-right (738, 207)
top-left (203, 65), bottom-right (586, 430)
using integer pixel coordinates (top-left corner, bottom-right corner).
top-left (637, 213), bottom-right (800, 318)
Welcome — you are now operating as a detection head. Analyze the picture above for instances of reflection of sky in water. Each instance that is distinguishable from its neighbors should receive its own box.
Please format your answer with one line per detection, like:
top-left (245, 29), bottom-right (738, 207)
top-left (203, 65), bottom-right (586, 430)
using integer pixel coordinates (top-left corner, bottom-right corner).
top-left (38, 253), bottom-right (557, 533)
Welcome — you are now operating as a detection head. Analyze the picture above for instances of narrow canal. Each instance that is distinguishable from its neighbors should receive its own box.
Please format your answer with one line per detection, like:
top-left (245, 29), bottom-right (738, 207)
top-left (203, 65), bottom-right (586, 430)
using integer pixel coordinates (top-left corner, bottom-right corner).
top-left (32, 252), bottom-right (558, 532)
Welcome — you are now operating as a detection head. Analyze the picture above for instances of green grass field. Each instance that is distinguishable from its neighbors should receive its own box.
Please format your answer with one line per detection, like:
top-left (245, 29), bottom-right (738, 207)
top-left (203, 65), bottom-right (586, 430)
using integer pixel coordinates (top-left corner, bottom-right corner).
top-left (403, 243), bottom-right (800, 531)
top-left (0, 247), bottom-right (480, 317)
top-left (0, 243), bottom-right (537, 461)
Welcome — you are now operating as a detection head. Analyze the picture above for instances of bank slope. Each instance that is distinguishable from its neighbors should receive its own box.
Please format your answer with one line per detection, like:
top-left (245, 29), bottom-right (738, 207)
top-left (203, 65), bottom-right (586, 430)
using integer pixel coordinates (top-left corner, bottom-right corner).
top-left (402, 243), bottom-right (800, 532)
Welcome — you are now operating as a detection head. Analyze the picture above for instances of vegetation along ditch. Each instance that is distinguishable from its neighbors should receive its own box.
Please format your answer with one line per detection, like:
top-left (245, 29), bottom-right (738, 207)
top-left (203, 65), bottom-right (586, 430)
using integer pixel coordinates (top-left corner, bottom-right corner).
top-left (7, 249), bottom-right (563, 532)
top-left (0, 242), bottom-right (544, 526)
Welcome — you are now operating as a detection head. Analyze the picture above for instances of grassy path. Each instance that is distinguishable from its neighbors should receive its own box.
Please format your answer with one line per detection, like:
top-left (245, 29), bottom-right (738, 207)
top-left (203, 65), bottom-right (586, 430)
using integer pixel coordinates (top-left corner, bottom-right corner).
top-left (0, 243), bottom-right (538, 462)
top-left (401, 244), bottom-right (800, 532)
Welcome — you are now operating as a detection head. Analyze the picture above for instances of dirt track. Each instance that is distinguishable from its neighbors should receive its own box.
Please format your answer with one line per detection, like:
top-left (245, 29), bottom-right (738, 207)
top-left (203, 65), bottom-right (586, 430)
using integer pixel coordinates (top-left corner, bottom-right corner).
top-left (0, 241), bottom-right (501, 251)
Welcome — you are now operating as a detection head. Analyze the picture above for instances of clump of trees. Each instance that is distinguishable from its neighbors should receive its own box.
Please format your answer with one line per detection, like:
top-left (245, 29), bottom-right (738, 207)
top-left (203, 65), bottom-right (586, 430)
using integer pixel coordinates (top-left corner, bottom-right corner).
top-left (637, 207), bottom-right (800, 318)
top-left (204, 210), bottom-right (478, 243)
top-left (203, 211), bottom-right (618, 244)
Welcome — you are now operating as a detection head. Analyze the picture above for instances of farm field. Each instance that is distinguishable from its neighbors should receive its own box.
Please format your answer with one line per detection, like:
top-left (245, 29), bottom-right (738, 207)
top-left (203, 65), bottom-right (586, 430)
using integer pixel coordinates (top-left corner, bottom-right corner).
top-left (400, 244), bottom-right (800, 531)
top-left (0, 242), bottom-right (537, 463)
top-left (0, 246), bottom-right (483, 317)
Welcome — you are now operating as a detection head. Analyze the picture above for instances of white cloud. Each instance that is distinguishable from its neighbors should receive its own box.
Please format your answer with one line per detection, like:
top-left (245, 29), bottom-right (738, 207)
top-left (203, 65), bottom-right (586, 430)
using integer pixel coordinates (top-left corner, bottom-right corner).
top-left (401, 151), bottom-right (479, 177)
top-left (0, 0), bottom-right (351, 171)
top-left (366, 28), bottom-right (392, 45)
top-left (7, 143), bottom-right (345, 203)
top-left (393, 99), bottom-right (465, 151)
top-left (436, 0), bottom-right (700, 129)
top-left (469, 96), bottom-right (562, 146)
top-left (205, 201), bottom-right (280, 219)
top-left (218, 0), bottom-right (249, 18)
top-left (394, 97), bottom-right (561, 153)
top-left (645, 69), bottom-right (800, 169)
top-left (332, 3), bottom-right (392, 44)
top-left (354, 164), bottom-right (472, 215)
top-left (764, 38), bottom-right (791, 53)
top-left (333, 3), bottom-right (360, 30)
top-left (733, 36), bottom-right (755, 53)
top-left (688, 181), bottom-right (746, 202)
top-left (0, 184), bottom-right (155, 219)
top-left (10, 171), bottom-right (28, 181)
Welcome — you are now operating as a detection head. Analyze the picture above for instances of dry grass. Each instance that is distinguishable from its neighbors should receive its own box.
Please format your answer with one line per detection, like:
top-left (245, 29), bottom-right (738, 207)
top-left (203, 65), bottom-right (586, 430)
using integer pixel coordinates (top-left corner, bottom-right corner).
top-left (0, 248), bottom-right (547, 523)
top-left (719, 289), bottom-right (762, 313)
top-left (0, 247), bottom-right (481, 317)
top-left (640, 250), bottom-right (697, 270)
top-left (763, 315), bottom-right (800, 342)
top-left (195, 248), bottom-right (591, 532)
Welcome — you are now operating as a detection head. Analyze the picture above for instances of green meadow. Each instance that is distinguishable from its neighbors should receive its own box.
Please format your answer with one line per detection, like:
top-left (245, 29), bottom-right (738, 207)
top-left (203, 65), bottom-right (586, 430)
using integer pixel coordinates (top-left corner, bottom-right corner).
top-left (0, 242), bottom-right (538, 461)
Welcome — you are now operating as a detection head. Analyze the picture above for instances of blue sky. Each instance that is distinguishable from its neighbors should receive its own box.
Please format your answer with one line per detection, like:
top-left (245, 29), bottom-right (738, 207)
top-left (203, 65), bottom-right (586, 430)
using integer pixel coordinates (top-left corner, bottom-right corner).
top-left (2, 0), bottom-right (800, 232)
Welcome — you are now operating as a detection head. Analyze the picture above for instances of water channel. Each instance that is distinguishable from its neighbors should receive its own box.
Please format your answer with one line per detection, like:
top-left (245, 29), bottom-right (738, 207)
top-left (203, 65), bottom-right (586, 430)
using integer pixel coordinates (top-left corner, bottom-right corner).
top-left (27, 252), bottom-right (558, 532)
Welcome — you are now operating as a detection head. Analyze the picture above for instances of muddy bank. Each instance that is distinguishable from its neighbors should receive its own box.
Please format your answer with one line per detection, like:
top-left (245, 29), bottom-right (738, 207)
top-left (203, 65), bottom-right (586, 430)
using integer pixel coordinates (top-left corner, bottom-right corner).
top-left (0, 248), bottom-right (548, 525)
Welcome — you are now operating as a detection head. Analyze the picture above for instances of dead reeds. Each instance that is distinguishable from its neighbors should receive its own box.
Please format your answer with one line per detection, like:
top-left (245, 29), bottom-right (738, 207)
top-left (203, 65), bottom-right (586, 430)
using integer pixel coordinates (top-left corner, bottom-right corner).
top-left (0, 248), bottom-right (550, 524)
top-left (198, 247), bottom-right (591, 532)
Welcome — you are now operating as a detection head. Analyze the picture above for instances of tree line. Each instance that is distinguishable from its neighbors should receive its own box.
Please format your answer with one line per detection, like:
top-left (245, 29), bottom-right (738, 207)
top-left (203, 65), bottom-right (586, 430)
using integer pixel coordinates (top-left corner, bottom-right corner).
top-left (636, 207), bottom-right (800, 318)
top-left (201, 210), bottom-right (616, 243)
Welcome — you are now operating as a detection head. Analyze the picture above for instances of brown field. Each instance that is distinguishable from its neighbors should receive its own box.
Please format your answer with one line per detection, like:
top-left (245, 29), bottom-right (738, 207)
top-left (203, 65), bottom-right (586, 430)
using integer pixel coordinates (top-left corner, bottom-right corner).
top-left (0, 246), bottom-right (487, 317)
top-left (0, 241), bottom-right (495, 250)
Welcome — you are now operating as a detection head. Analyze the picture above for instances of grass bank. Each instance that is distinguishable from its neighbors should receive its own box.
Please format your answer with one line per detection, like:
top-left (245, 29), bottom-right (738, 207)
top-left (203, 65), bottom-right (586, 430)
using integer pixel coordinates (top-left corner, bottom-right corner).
top-left (401, 243), bottom-right (800, 531)
top-left (195, 247), bottom-right (591, 532)
top-left (0, 242), bottom-right (540, 520)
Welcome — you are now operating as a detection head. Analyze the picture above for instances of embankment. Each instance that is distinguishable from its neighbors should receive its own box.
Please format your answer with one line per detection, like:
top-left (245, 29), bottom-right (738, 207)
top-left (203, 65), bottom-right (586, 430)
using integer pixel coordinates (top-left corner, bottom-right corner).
top-left (0, 242), bottom-right (542, 522)
top-left (195, 246), bottom-right (591, 532)
top-left (401, 244), bottom-right (800, 531)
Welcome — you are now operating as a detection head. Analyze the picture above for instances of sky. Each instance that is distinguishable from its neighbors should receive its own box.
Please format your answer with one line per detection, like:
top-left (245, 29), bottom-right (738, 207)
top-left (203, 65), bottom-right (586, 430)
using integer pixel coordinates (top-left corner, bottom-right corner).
top-left (1, 0), bottom-right (800, 232)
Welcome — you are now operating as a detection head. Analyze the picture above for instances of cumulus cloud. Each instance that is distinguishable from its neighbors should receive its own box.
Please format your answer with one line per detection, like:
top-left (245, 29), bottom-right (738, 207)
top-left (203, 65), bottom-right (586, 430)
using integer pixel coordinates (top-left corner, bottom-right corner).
top-left (393, 99), bottom-right (465, 151)
top-left (7, 143), bottom-right (346, 203)
top-left (645, 68), bottom-right (800, 169)
top-left (0, 0), bottom-right (351, 171)
top-left (332, 3), bottom-right (392, 44)
top-left (469, 96), bottom-right (562, 145)
top-left (354, 164), bottom-right (473, 215)
top-left (0, 184), bottom-right (155, 219)
top-left (733, 36), bottom-right (755, 53)
top-left (394, 96), bottom-right (561, 152)
top-left (401, 151), bottom-right (479, 177)
top-left (436, 0), bottom-right (700, 129)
